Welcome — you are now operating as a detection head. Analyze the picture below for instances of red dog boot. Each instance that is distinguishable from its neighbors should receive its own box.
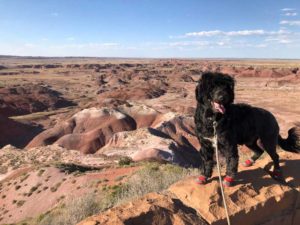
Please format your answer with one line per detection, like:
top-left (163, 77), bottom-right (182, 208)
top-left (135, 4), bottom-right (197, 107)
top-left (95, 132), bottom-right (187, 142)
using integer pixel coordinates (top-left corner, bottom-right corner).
top-left (242, 158), bottom-right (254, 167)
top-left (196, 175), bottom-right (207, 185)
top-left (223, 176), bottom-right (234, 187)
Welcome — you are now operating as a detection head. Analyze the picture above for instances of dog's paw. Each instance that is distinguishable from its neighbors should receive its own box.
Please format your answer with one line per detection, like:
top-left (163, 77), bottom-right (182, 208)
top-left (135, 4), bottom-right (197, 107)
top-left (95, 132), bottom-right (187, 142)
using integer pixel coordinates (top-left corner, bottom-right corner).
top-left (242, 159), bottom-right (254, 167)
top-left (223, 176), bottom-right (234, 187)
top-left (196, 175), bottom-right (207, 185)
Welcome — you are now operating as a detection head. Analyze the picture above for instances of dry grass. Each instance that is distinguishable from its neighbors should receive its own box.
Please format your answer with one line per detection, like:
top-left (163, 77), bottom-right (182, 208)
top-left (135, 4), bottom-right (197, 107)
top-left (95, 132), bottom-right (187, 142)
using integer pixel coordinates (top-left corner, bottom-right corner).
top-left (110, 163), bottom-right (198, 205)
top-left (17, 163), bottom-right (198, 225)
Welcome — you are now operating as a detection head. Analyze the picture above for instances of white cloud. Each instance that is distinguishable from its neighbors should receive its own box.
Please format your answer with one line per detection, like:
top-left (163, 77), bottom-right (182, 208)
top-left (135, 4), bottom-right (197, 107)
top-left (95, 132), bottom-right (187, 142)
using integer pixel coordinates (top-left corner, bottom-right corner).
top-left (284, 12), bottom-right (297, 16)
top-left (265, 37), bottom-right (293, 44)
top-left (226, 30), bottom-right (266, 36)
top-left (281, 8), bottom-right (296, 11)
top-left (280, 20), bottom-right (300, 26)
top-left (185, 30), bottom-right (222, 37)
top-left (183, 29), bottom-right (287, 37)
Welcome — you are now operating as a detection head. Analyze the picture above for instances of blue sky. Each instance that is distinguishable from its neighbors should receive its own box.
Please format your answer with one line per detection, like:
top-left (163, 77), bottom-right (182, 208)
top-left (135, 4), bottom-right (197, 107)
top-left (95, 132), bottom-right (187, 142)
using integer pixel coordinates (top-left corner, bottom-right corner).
top-left (0, 0), bottom-right (300, 58)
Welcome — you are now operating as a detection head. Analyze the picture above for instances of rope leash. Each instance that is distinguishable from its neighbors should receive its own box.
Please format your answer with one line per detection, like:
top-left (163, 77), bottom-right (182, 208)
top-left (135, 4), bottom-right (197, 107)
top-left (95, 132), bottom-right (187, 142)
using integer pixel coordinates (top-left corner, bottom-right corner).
top-left (213, 121), bottom-right (231, 225)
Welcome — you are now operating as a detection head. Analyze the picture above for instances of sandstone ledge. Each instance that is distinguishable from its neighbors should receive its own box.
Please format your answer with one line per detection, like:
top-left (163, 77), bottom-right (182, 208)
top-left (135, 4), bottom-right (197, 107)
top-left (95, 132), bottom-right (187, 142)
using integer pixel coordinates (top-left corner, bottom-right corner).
top-left (78, 152), bottom-right (300, 225)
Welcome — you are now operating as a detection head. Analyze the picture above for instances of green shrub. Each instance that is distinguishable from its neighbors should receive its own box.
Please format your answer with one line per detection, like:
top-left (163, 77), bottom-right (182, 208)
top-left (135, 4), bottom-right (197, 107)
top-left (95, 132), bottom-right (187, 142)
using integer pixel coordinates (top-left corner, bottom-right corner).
top-left (118, 157), bottom-right (133, 166)
top-left (17, 200), bottom-right (26, 207)
top-left (37, 169), bottom-right (45, 177)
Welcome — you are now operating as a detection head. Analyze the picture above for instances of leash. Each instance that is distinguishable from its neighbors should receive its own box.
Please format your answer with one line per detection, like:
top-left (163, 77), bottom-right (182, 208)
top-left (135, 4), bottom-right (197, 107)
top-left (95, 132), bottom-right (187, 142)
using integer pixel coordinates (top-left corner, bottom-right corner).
top-left (213, 121), bottom-right (231, 225)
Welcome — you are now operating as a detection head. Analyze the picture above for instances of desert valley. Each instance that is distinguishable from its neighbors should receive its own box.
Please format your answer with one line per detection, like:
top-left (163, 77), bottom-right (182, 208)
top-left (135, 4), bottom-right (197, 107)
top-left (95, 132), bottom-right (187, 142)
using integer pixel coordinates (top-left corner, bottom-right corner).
top-left (0, 56), bottom-right (300, 225)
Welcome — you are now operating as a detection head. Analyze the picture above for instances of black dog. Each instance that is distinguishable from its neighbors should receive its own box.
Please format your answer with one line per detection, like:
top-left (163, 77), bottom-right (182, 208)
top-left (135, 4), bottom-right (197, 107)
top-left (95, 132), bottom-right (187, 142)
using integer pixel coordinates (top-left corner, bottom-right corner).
top-left (194, 72), bottom-right (300, 186)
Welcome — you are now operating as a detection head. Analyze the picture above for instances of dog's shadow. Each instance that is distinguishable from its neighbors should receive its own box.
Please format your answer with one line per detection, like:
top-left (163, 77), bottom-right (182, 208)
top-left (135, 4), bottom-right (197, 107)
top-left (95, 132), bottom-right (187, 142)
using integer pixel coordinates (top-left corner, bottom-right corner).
top-left (232, 159), bottom-right (300, 190)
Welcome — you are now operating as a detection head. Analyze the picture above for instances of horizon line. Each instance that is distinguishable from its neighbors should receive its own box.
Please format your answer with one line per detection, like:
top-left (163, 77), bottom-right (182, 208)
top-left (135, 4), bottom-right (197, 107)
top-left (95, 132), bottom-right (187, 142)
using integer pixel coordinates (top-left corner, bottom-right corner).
top-left (1, 55), bottom-right (300, 61)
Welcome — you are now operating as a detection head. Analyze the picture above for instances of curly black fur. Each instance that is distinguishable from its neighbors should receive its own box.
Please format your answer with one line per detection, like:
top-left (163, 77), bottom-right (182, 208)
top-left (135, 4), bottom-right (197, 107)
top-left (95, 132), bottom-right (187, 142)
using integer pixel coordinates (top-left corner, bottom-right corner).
top-left (194, 72), bottom-right (300, 179)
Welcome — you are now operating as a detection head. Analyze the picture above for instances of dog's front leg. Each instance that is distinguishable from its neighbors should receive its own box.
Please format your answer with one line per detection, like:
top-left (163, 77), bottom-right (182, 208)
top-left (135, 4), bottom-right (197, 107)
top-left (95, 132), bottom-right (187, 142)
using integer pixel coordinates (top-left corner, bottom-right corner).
top-left (198, 140), bottom-right (215, 180)
top-left (220, 142), bottom-right (239, 186)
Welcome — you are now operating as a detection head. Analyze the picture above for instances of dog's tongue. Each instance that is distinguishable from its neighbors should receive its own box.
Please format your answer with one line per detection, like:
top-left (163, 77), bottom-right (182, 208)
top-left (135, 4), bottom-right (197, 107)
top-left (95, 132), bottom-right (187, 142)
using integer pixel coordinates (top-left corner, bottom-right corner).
top-left (213, 102), bottom-right (226, 114)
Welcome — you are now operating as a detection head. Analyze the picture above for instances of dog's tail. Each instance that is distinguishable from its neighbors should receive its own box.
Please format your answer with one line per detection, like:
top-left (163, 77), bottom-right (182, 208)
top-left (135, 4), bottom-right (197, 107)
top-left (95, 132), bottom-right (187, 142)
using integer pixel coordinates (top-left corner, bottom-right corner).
top-left (278, 127), bottom-right (300, 153)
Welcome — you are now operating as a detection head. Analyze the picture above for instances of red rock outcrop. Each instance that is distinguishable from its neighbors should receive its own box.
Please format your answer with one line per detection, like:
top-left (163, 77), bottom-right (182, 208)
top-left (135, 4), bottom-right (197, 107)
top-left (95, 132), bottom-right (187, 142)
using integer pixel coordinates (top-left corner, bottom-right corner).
top-left (26, 108), bottom-right (137, 154)
top-left (27, 104), bottom-right (201, 165)
top-left (78, 151), bottom-right (300, 225)
top-left (0, 84), bottom-right (75, 117)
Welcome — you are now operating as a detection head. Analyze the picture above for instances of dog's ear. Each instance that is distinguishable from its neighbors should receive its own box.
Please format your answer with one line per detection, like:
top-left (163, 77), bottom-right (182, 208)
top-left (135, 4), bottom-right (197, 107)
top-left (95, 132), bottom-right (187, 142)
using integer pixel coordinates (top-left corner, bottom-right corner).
top-left (223, 74), bottom-right (235, 103)
top-left (195, 73), bottom-right (211, 103)
top-left (195, 84), bottom-right (202, 103)
top-left (227, 76), bottom-right (235, 90)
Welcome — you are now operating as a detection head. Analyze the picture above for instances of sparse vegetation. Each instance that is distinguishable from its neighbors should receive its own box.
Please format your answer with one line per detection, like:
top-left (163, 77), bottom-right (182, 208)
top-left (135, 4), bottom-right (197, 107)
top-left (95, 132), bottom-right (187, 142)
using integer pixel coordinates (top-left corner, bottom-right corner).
top-left (43, 186), bottom-right (49, 191)
top-left (35, 193), bottom-right (101, 225)
top-left (118, 156), bottom-right (133, 166)
top-left (55, 162), bottom-right (101, 174)
top-left (28, 183), bottom-right (42, 195)
top-left (37, 169), bottom-right (45, 177)
top-left (114, 175), bottom-right (126, 182)
top-left (21, 163), bottom-right (197, 225)
top-left (0, 166), bottom-right (8, 174)
top-left (16, 200), bottom-right (26, 207)
top-left (50, 182), bottom-right (62, 192)
top-left (102, 163), bottom-right (198, 207)
top-left (20, 173), bottom-right (30, 183)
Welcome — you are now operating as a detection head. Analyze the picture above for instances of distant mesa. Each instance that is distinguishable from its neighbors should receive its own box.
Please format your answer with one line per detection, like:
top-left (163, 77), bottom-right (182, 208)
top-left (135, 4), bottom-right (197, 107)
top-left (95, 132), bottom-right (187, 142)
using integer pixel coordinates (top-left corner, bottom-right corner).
top-left (96, 71), bottom-right (168, 102)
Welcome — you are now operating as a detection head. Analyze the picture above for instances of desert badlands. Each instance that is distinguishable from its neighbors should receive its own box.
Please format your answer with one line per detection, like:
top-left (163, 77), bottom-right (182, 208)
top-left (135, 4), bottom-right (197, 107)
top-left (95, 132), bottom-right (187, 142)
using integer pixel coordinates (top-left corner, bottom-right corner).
top-left (0, 56), bottom-right (300, 225)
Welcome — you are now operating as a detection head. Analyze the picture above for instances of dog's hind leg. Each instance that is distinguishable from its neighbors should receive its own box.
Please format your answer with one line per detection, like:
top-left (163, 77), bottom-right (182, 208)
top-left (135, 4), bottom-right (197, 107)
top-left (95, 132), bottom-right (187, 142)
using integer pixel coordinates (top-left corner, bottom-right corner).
top-left (243, 141), bottom-right (264, 167)
top-left (261, 137), bottom-right (284, 181)
top-left (261, 138), bottom-right (280, 170)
